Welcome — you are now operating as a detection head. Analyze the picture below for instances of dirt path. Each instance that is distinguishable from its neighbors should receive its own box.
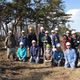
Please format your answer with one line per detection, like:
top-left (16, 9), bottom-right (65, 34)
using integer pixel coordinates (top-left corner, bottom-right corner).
top-left (0, 51), bottom-right (80, 80)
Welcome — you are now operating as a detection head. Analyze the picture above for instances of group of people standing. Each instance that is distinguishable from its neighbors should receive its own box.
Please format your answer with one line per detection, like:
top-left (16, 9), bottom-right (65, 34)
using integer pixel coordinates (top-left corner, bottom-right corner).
top-left (5, 26), bottom-right (80, 69)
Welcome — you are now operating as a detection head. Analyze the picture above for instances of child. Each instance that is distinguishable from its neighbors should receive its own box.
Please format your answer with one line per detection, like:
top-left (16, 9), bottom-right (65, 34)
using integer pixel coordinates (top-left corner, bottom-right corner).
top-left (52, 44), bottom-right (64, 66)
top-left (17, 42), bottom-right (27, 62)
top-left (30, 40), bottom-right (40, 63)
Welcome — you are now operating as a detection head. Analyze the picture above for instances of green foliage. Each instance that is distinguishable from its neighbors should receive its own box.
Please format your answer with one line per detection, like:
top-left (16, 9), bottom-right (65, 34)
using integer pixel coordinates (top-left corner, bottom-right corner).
top-left (0, 0), bottom-right (69, 34)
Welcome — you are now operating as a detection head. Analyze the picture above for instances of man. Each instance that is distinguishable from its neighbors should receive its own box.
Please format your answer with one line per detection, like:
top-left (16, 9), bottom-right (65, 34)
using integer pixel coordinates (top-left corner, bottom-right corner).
top-left (18, 30), bottom-right (28, 47)
top-left (5, 30), bottom-right (16, 60)
top-left (52, 43), bottom-right (64, 67)
top-left (71, 31), bottom-right (80, 67)
top-left (43, 31), bottom-right (52, 46)
top-left (52, 28), bottom-right (60, 47)
top-left (28, 27), bottom-right (37, 48)
top-left (30, 40), bottom-right (40, 63)
top-left (38, 27), bottom-right (45, 56)
top-left (66, 31), bottom-right (72, 43)
top-left (64, 42), bottom-right (77, 69)
top-left (50, 30), bottom-right (55, 40)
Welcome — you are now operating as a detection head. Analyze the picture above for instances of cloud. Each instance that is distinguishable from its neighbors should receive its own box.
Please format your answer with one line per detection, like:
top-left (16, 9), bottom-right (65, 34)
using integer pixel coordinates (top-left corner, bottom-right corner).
top-left (66, 9), bottom-right (80, 32)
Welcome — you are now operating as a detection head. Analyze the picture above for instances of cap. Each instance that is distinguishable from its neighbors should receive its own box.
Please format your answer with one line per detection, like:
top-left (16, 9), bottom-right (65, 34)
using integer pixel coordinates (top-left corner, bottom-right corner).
top-left (45, 31), bottom-right (49, 34)
top-left (55, 28), bottom-right (58, 31)
top-left (71, 31), bottom-right (76, 34)
top-left (51, 30), bottom-right (55, 33)
top-left (32, 40), bottom-right (36, 43)
top-left (66, 42), bottom-right (71, 46)
top-left (20, 42), bottom-right (24, 45)
top-left (40, 27), bottom-right (44, 30)
top-left (56, 43), bottom-right (61, 47)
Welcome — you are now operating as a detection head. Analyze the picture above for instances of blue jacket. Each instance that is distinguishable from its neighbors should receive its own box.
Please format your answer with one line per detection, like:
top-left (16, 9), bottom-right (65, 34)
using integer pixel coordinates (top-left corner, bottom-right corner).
top-left (52, 34), bottom-right (60, 47)
top-left (30, 45), bottom-right (40, 57)
top-left (52, 51), bottom-right (64, 61)
top-left (18, 36), bottom-right (28, 47)
top-left (17, 47), bottom-right (27, 59)
top-left (64, 48), bottom-right (76, 63)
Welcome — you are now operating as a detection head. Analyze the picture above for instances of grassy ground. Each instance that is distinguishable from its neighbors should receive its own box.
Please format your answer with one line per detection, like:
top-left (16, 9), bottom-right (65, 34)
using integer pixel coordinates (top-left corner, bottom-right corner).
top-left (0, 51), bottom-right (80, 80)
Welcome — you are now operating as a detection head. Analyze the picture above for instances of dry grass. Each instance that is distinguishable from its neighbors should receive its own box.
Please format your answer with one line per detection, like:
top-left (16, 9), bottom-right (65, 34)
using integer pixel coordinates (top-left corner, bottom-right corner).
top-left (0, 51), bottom-right (80, 80)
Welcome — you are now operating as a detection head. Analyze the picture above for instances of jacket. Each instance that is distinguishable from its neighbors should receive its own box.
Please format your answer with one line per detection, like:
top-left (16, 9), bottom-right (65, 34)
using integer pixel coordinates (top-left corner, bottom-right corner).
top-left (5, 34), bottom-right (16, 48)
top-left (17, 47), bottom-right (27, 59)
top-left (18, 36), bottom-right (28, 47)
top-left (30, 45), bottom-right (40, 57)
top-left (52, 34), bottom-right (60, 47)
top-left (52, 51), bottom-right (64, 61)
top-left (64, 48), bottom-right (76, 63)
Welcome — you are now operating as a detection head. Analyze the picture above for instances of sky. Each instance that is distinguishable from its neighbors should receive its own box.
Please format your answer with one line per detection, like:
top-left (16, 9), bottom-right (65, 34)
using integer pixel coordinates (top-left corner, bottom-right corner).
top-left (64, 0), bottom-right (80, 32)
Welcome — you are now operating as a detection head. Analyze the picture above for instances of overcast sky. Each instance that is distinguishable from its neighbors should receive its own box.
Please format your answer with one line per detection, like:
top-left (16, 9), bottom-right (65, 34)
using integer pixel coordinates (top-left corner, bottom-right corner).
top-left (64, 0), bottom-right (80, 32)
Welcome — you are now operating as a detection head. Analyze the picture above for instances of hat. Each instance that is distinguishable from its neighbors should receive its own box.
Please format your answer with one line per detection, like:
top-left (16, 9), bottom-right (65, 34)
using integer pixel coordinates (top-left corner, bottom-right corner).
top-left (56, 43), bottom-right (61, 47)
top-left (51, 30), bottom-right (55, 33)
top-left (55, 28), bottom-right (58, 31)
top-left (71, 31), bottom-right (76, 34)
top-left (45, 31), bottom-right (49, 34)
top-left (66, 31), bottom-right (70, 34)
top-left (46, 44), bottom-right (51, 48)
top-left (40, 27), bottom-right (44, 30)
top-left (20, 42), bottom-right (24, 45)
top-left (22, 30), bottom-right (25, 33)
top-left (66, 42), bottom-right (71, 46)
top-left (32, 40), bottom-right (36, 43)
top-left (8, 30), bottom-right (12, 34)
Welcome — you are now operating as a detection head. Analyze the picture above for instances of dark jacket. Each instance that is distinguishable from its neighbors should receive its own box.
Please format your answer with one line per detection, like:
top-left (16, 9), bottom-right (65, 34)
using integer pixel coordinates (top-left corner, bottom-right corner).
top-left (5, 34), bottom-right (16, 48)
top-left (28, 33), bottom-right (37, 47)
top-left (44, 36), bottom-right (52, 46)
top-left (38, 32), bottom-right (45, 47)
top-left (52, 34), bottom-right (60, 47)
top-left (30, 45), bottom-right (40, 57)
top-left (18, 36), bottom-right (28, 47)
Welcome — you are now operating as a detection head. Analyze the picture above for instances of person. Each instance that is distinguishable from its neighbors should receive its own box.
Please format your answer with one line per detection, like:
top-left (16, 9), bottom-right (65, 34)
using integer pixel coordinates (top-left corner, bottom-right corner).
top-left (64, 42), bottom-right (77, 69)
top-left (17, 42), bottom-right (27, 62)
top-left (43, 31), bottom-right (52, 46)
top-left (30, 40), bottom-right (40, 63)
top-left (44, 44), bottom-right (52, 63)
top-left (38, 27), bottom-right (45, 56)
top-left (52, 43), bottom-right (64, 67)
top-left (28, 27), bottom-right (37, 48)
top-left (61, 34), bottom-right (68, 51)
top-left (71, 31), bottom-right (80, 67)
top-left (52, 28), bottom-right (60, 47)
top-left (5, 30), bottom-right (16, 60)
top-left (18, 30), bottom-right (28, 47)
top-left (66, 31), bottom-right (72, 43)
